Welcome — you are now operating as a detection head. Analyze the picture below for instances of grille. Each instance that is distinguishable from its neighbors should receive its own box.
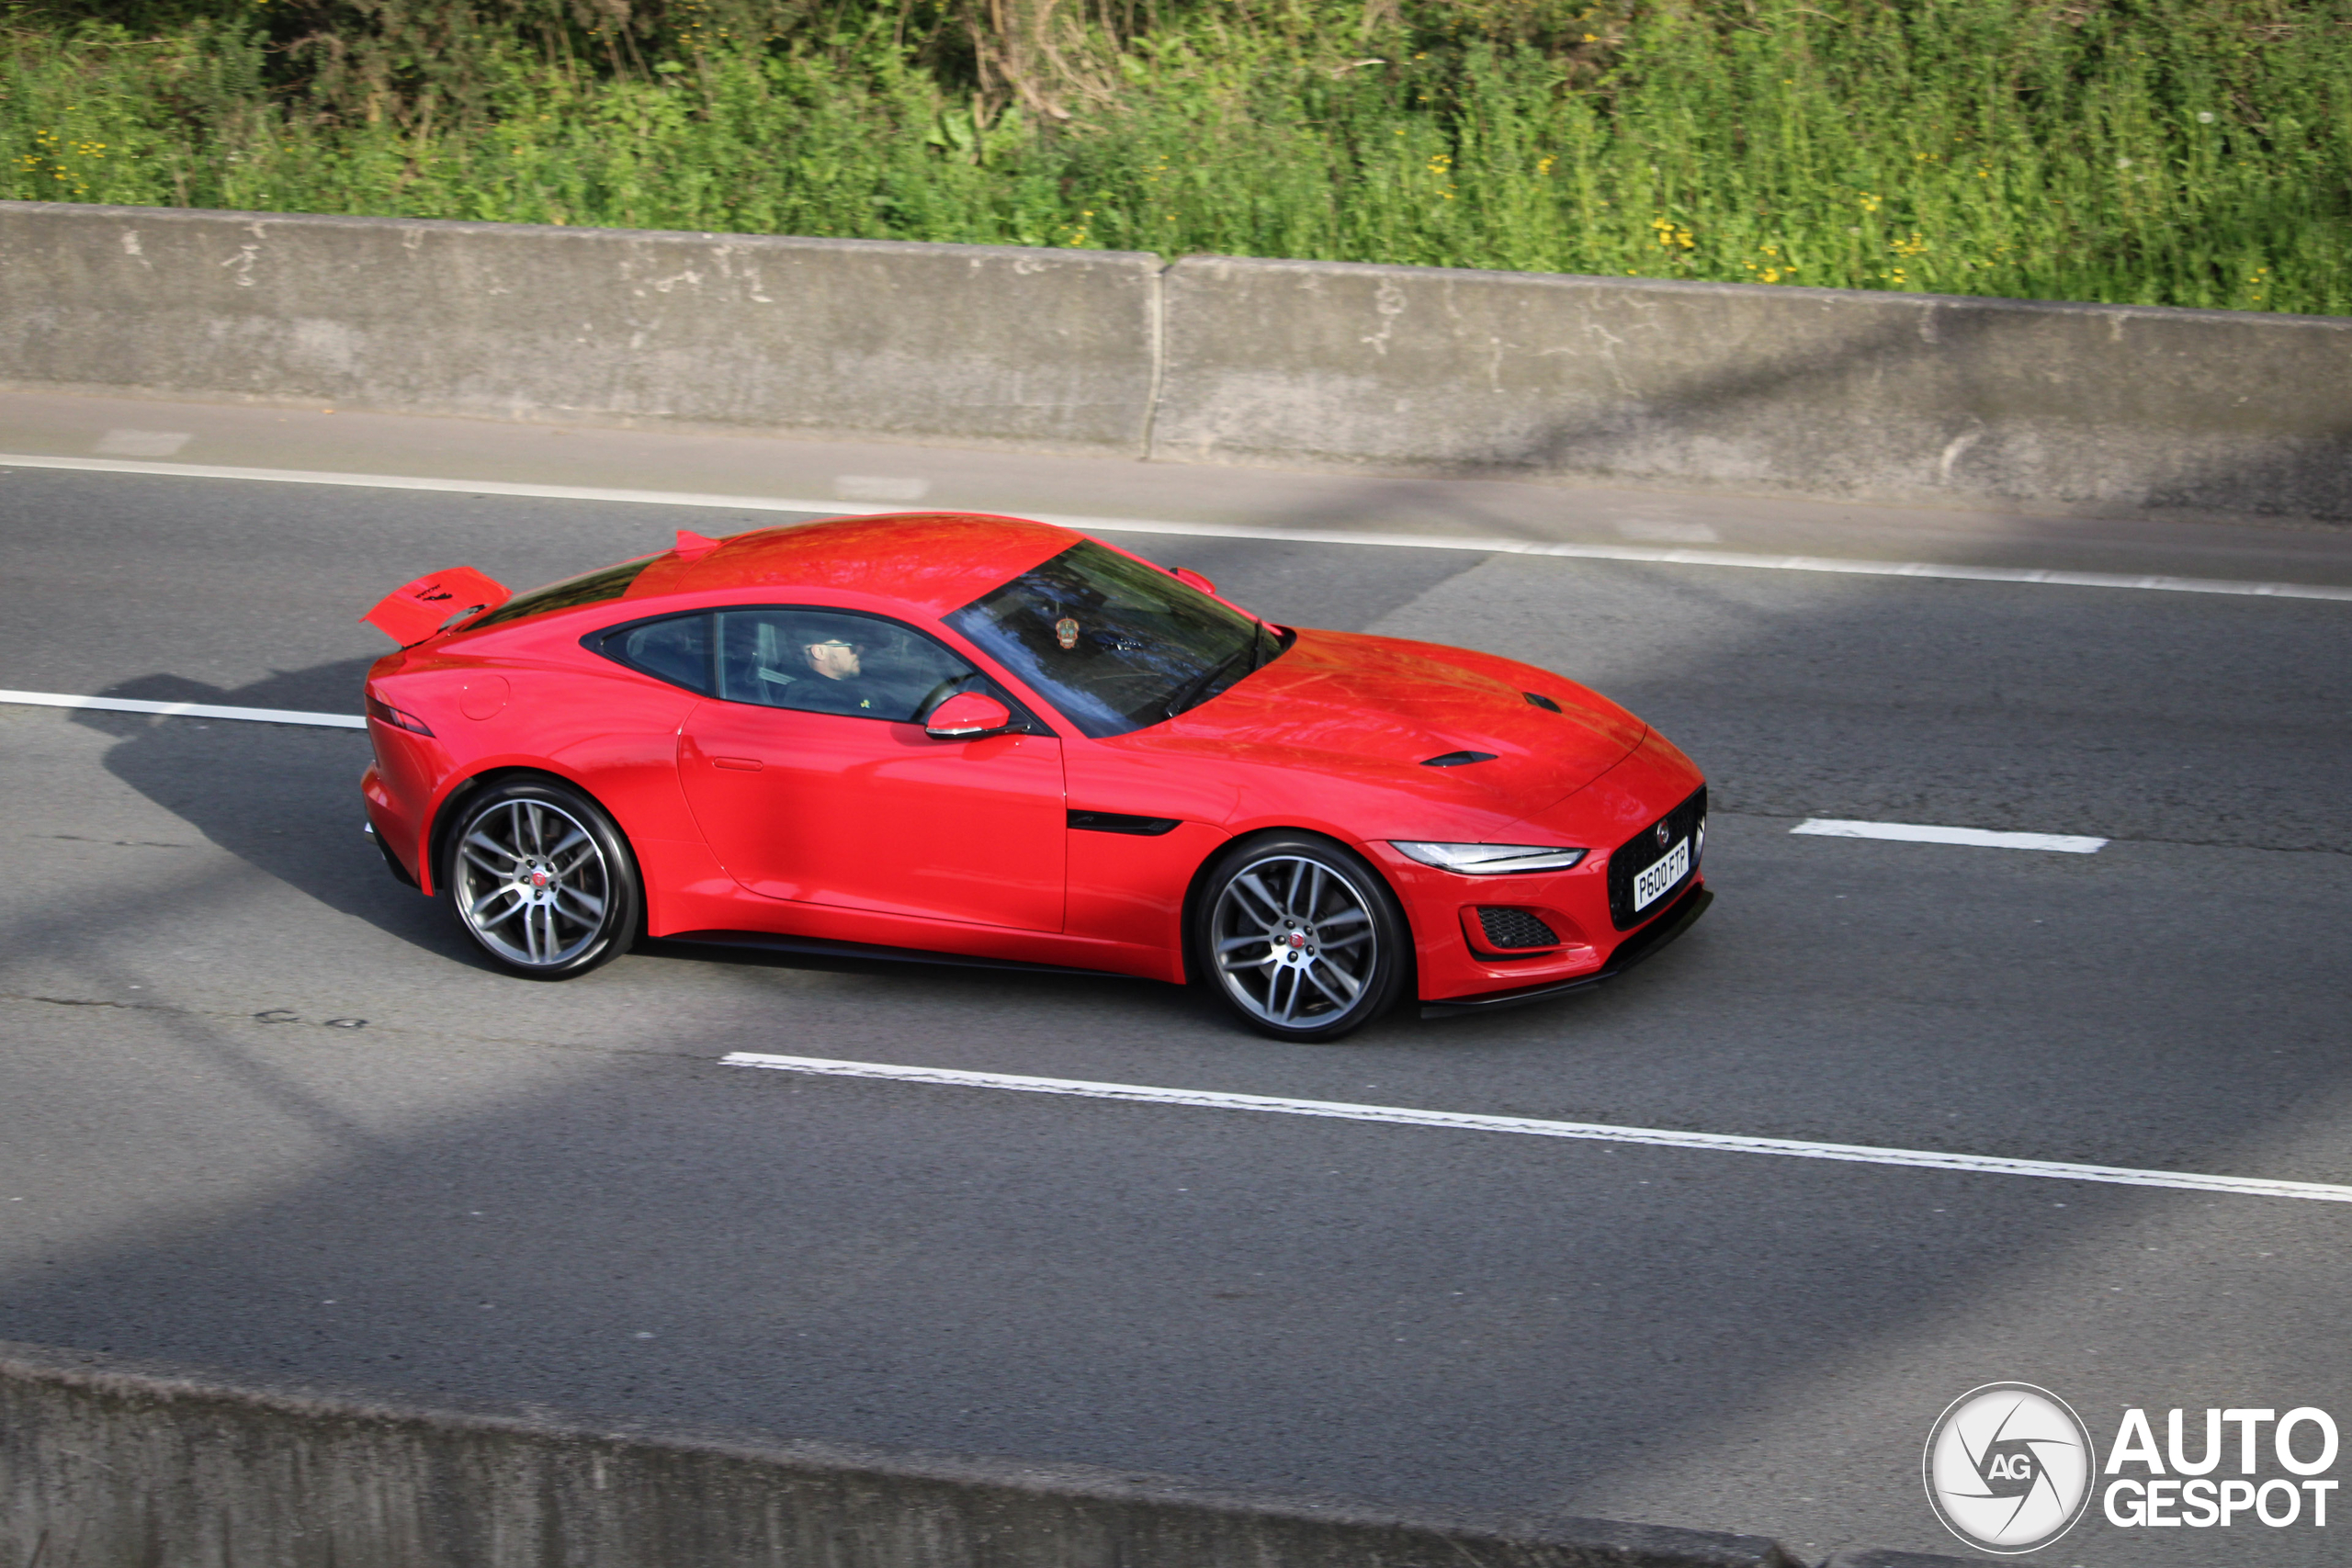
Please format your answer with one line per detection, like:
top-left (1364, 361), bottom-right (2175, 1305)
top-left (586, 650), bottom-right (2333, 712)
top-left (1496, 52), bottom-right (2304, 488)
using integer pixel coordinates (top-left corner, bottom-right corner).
top-left (1476, 907), bottom-right (1560, 950)
top-left (1606, 784), bottom-right (1707, 931)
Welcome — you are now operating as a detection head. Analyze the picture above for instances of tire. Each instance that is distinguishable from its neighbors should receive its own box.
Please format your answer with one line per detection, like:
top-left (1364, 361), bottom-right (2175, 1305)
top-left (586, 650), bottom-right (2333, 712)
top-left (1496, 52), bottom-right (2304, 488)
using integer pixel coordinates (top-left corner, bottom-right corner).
top-left (440, 776), bottom-right (640, 980)
top-left (1191, 834), bottom-right (1410, 1042)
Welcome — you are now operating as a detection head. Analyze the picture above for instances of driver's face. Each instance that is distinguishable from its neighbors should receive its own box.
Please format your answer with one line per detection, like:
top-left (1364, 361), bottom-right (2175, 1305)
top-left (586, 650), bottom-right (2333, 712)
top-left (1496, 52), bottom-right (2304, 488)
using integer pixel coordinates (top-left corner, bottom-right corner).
top-left (803, 638), bottom-right (862, 680)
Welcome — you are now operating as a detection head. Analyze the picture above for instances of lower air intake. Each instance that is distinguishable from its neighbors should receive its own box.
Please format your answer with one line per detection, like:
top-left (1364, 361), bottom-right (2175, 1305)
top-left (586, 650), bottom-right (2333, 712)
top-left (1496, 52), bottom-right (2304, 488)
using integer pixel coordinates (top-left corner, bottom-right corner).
top-left (1476, 908), bottom-right (1559, 950)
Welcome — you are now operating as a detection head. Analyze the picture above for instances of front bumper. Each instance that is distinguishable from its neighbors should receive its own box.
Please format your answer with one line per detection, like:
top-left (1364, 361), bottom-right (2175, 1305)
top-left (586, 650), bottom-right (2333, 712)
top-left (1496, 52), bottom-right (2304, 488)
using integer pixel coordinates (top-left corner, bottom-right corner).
top-left (1419, 880), bottom-right (1713, 1019)
top-left (1376, 724), bottom-right (1707, 1002)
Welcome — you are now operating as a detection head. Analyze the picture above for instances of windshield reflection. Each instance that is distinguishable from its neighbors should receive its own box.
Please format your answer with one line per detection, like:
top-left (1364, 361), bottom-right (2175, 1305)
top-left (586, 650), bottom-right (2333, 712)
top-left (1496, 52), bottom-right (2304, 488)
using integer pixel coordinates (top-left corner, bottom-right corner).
top-left (944, 541), bottom-right (1283, 738)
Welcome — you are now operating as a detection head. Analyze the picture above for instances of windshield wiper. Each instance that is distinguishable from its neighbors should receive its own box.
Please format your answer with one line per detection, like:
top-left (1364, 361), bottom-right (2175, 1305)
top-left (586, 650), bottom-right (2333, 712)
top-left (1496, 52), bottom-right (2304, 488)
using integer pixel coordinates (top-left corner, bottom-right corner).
top-left (1161, 624), bottom-right (1279, 720)
top-left (1162, 643), bottom-right (1252, 719)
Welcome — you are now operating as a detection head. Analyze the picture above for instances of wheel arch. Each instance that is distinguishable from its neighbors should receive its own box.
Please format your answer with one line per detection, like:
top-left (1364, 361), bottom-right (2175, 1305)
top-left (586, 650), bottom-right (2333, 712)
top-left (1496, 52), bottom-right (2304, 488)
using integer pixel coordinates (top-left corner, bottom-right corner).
top-left (1177, 825), bottom-right (1413, 994)
top-left (424, 764), bottom-right (638, 899)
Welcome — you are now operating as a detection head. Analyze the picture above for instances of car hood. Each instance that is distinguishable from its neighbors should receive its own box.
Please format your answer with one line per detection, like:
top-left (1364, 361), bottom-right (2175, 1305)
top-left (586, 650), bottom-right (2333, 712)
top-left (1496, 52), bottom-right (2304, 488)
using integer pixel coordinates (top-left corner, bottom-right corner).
top-left (1134, 626), bottom-right (1646, 814)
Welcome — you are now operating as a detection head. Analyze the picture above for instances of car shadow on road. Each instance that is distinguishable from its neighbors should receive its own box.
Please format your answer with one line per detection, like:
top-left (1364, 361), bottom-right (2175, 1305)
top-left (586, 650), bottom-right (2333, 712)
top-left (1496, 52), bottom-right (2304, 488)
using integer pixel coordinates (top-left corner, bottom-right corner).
top-left (68, 661), bottom-right (1222, 1016)
top-left (72, 660), bottom-right (454, 942)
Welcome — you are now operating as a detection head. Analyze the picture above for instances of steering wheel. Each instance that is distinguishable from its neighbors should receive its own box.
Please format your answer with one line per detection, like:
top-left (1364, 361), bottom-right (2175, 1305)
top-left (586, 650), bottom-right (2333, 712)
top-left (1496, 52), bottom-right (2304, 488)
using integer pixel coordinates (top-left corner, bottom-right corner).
top-left (913, 674), bottom-right (980, 721)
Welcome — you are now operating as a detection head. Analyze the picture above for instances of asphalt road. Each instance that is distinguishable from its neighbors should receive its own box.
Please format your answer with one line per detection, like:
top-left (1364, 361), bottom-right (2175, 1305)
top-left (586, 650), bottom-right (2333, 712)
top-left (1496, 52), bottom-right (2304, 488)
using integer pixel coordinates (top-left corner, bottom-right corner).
top-left (4, 428), bottom-right (2351, 1566)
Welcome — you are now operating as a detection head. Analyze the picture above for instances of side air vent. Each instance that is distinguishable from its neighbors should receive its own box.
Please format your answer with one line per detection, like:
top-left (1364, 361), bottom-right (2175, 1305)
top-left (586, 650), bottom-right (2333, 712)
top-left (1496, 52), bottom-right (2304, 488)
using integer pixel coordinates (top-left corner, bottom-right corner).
top-left (1421, 750), bottom-right (1498, 767)
top-left (1522, 692), bottom-right (1563, 712)
top-left (1476, 908), bottom-right (1560, 950)
top-left (1068, 809), bottom-right (1182, 836)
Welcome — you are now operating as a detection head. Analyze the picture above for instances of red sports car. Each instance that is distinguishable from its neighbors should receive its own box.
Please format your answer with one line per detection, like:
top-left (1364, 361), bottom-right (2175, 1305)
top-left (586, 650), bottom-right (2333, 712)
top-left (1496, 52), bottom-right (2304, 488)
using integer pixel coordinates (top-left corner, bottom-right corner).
top-left (359, 513), bottom-right (1709, 1041)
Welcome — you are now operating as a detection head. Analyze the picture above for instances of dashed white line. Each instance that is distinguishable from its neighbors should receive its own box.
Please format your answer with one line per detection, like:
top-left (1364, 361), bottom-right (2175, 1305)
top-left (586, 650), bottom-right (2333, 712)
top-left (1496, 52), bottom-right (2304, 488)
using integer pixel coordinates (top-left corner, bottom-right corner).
top-left (0, 694), bottom-right (2142, 863)
top-left (722, 1053), bottom-right (2352, 1204)
top-left (1792, 818), bottom-right (2109, 853)
top-left (6, 452), bottom-right (2348, 604)
top-left (0, 689), bottom-right (363, 729)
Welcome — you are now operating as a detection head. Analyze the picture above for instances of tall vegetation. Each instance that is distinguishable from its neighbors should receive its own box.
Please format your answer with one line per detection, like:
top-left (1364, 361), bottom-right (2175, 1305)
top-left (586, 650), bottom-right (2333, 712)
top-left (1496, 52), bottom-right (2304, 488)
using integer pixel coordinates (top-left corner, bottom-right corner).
top-left (5, 0), bottom-right (2348, 312)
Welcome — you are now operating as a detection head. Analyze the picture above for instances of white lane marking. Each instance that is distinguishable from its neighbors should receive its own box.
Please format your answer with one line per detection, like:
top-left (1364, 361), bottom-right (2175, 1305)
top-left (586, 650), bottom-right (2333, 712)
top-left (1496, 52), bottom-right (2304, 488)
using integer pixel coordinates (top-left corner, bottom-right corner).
top-left (723, 1053), bottom-right (2352, 1204)
top-left (6, 453), bottom-right (2348, 604)
top-left (1616, 519), bottom-right (1720, 544)
top-left (1792, 818), bottom-right (2109, 853)
top-left (0, 689), bottom-right (364, 729)
top-left (94, 429), bottom-right (192, 457)
top-left (0, 697), bottom-right (2124, 863)
top-left (834, 474), bottom-right (930, 502)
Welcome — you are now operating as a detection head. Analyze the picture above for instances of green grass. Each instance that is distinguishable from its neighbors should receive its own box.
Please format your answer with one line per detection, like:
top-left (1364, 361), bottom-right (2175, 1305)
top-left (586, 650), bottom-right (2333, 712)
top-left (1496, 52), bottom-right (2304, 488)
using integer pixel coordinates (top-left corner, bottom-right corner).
top-left (5, 0), bottom-right (2349, 313)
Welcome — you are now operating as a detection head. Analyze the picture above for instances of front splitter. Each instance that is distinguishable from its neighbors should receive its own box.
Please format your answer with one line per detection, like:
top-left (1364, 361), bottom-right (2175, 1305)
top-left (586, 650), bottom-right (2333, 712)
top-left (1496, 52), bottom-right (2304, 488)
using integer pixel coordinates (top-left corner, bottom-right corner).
top-left (1419, 882), bottom-right (1713, 1020)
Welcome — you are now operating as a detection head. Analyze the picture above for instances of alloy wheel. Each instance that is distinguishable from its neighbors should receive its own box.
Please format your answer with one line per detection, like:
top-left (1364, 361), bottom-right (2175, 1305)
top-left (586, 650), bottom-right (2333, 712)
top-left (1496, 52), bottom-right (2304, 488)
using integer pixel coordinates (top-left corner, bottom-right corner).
top-left (1207, 852), bottom-right (1385, 1032)
top-left (451, 795), bottom-right (614, 970)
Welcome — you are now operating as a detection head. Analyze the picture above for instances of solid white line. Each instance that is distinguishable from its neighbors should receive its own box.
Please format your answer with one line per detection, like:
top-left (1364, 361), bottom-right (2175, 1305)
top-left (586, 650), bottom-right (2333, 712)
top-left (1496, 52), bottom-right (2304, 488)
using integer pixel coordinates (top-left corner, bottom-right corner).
top-left (721, 1053), bottom-right (2352, 1204)
top-left (7, 452), bottom-right (2349, 604)
top-left (0, 452), bottom-right (890, 515)
top-left (1792, 818), bottom-right (2108, 853)
top-left (0, 689), bottom-right (364, 729)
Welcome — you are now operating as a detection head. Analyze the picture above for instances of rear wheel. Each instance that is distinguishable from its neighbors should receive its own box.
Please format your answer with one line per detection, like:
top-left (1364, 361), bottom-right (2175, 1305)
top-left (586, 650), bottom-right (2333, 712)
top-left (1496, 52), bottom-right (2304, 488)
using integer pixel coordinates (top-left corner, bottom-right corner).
top-left (442, 777), bottom-right (639, 980)
top-left (1192, 834), bottom-right (1409, 1042)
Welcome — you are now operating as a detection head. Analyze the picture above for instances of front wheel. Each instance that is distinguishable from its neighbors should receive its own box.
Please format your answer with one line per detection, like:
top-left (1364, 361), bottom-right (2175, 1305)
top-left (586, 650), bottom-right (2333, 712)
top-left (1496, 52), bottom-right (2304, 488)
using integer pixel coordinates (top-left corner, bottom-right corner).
top-left (1191, 834), bottom-right (1409, 1042)
top-left (441, 777), bottom-right (639, 980)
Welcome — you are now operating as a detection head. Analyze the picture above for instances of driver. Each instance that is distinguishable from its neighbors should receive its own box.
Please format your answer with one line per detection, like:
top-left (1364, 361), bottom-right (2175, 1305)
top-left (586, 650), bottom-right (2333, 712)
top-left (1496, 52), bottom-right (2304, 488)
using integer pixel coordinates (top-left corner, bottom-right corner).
top-left (752, 613), bottom-right (973, 721)
top-left (794, 630), bottom-right (885, 714)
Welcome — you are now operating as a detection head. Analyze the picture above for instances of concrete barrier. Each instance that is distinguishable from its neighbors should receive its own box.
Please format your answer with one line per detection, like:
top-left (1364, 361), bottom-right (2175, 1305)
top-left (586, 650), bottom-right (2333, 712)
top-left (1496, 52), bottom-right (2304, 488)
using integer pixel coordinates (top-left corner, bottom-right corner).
top-left (4, 198), bottom-right (2344, 521)
top-left (1152, 254), bottom-right (2352, 521)
top-left (0, 202), bottom-right (1161, 452)
top-left (0, 1338), bottom-right (1903, 1568)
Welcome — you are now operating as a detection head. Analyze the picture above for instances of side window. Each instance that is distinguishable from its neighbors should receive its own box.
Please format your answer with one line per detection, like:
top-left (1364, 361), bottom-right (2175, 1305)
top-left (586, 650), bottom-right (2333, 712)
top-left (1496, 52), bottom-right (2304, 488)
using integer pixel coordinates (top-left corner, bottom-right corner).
top-left (715, 609), bottom-right (988, 723)
top-left (603, 614), bottom-right (713, 694)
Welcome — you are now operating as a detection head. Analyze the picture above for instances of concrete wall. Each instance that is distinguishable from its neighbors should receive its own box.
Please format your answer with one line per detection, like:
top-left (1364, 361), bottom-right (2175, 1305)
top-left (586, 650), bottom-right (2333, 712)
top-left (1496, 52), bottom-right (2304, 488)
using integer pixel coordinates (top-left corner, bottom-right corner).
top-left (1153, 255), bottom-right (2352, 521)
top-left (0, 1339), bottom-right (1869, 1568)
top-left (0, 203), bottom-right (1161, 452)
top-left (4, 199), bottom-right (2346, 521)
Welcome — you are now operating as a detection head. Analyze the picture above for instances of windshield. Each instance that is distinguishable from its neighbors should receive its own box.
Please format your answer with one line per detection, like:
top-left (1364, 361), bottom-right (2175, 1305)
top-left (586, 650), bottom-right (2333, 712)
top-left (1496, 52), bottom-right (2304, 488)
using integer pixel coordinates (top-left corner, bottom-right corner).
top-left (944, 541), bottom-right (1282, 738)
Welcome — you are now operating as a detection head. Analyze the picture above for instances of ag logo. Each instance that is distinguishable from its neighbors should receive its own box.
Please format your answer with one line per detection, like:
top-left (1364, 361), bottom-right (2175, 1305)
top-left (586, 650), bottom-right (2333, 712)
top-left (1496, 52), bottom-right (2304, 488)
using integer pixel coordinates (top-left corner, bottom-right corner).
top-left (1924, 1382), bottom-right (2094, 1554)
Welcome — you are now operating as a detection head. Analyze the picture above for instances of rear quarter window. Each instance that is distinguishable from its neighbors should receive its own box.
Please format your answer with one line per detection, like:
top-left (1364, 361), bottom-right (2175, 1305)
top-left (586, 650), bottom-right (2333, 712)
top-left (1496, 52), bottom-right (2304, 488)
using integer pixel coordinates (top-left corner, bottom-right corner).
top-left (600, 613), bottom-right (714, 694)
top-left (588, 611), bottom-right (706, 691)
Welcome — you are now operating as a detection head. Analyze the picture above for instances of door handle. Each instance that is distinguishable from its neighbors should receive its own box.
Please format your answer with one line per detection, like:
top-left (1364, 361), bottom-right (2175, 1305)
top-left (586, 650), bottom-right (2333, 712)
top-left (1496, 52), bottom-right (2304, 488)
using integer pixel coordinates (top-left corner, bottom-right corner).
top-left (710, 755), bottom-right (763, 772)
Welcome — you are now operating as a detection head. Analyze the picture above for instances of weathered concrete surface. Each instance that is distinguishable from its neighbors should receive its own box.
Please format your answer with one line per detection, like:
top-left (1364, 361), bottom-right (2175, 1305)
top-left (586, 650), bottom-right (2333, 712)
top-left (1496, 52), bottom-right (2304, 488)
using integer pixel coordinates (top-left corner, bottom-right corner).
top-left (0, 202), bottom-right (1160, 451)
top-left (1153, 254), bottom-right (2352, 521)
top-left (0, 1339), bottom-right (1821, 1568)
top-left (3, 201), bottom-right (2346, 521)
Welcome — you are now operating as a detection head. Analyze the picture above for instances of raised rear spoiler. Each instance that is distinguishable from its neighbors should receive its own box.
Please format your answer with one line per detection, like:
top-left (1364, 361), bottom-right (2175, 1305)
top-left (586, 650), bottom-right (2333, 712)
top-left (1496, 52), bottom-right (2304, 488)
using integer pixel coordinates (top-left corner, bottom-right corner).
top-left (362, 567), bottom-right (513, 647)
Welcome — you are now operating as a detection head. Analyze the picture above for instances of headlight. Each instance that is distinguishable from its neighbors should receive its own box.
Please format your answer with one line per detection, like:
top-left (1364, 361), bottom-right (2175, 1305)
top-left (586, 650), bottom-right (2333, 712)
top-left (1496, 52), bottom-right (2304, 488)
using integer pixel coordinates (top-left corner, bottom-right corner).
top-left (1389, 840), bottom-right (1588, 874)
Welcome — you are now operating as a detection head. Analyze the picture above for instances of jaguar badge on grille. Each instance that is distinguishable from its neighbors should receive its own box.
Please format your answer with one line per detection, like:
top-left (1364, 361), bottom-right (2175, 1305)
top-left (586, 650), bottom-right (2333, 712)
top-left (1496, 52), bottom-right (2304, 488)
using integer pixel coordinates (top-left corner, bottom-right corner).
top-left (1655, 821), bottom-right (1671, 850)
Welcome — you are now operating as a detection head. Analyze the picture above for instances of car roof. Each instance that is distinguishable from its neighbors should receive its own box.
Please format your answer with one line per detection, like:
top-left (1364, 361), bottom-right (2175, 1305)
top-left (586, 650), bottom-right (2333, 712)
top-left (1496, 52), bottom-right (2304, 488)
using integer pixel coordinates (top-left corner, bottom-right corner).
top-left (623, 513), bottom-right (1080, 616)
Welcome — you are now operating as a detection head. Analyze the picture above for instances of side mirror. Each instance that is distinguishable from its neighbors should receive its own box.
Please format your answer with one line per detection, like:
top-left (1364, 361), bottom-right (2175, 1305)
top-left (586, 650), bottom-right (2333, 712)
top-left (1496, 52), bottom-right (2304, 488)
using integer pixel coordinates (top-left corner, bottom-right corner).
top-left (924, 690), bottom-right (1014, 739)
top-left (1171, 567), bottom-right (1217, 596)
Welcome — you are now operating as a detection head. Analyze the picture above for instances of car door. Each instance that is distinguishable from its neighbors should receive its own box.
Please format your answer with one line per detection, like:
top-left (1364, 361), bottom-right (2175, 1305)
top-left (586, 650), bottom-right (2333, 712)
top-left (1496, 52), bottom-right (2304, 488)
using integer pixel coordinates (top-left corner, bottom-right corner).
top-left (673, 606), bottom-right (1066, 931)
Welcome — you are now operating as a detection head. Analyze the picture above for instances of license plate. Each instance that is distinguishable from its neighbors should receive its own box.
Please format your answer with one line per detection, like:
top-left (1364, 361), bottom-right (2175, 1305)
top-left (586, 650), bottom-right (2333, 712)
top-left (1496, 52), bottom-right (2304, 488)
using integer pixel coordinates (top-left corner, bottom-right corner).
top-left (1632, 838), bottom-right (1690, 913)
